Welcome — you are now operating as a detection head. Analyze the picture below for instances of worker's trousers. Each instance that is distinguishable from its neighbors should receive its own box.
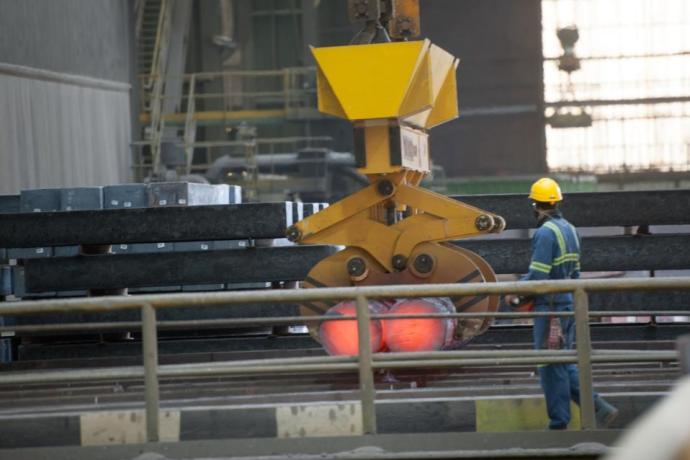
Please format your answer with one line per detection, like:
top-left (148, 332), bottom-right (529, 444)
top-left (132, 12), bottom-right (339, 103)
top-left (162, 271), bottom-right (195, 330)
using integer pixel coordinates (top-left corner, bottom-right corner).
top-left (0, 316), bottom-right (10, 363)
top-left (533, 301), bottom-right (583, 430)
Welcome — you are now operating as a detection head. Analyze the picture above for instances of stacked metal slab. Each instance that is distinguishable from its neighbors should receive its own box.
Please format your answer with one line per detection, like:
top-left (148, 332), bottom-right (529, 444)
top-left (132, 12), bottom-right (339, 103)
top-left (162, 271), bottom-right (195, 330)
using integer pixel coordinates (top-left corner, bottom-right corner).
top-left (0, 183), bottom-right (332, 299)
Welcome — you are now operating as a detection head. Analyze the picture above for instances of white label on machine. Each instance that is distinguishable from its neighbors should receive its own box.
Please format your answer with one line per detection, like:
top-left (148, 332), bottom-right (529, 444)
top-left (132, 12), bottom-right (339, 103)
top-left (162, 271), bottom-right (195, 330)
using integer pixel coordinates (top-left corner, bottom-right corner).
top-left (400, 126), bottom-right (430, 173)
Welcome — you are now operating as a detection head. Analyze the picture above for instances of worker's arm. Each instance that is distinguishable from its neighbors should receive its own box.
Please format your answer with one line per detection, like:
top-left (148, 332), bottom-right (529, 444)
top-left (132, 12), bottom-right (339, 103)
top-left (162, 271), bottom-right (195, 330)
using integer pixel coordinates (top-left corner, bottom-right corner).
top-left (571, 227), bottom-right (582, 279)
top-left (521, 228), bottom-right (555, 281)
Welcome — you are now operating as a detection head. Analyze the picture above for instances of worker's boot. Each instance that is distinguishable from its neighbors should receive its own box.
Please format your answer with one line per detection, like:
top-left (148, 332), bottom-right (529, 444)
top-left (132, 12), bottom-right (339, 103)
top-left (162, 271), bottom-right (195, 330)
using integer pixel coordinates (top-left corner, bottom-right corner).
top-left (594, 395), bottom-right (619, 428)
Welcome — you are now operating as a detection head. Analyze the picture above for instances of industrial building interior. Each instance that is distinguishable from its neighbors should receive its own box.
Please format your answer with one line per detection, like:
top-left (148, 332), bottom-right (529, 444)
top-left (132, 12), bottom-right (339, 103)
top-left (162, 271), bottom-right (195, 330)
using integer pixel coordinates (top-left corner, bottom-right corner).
top-left (0, 1), bottom-right (689, 459)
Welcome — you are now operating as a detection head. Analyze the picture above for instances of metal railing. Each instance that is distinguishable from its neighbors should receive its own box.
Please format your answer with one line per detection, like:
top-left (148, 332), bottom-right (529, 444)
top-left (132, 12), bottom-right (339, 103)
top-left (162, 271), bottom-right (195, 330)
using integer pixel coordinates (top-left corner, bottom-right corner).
top-left (138, 67), bottom-right (318, 120)
top-left (134, 66), bottom-right (323, 180)
top-left (1, 276), bottom-right (689, 441)
top-left (130, 135), bottom-right (333, 182)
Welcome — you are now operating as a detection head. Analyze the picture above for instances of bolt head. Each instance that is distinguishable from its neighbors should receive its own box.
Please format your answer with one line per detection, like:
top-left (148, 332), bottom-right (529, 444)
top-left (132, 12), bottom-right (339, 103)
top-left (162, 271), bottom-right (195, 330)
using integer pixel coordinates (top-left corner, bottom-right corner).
top-left (413, 253), bottom-right (434, 274)
top-left (347, 257), bottom-right (367, 277)
top-left (475, 214), bottom-right (493, 232)
top-left (392, 254), bottom-right (407, 271)
top-left (491, 215), bottom-right (507, 233)
top-left (377, 180), bottom-right (395, 197)
top-left (286, 226), bottom-right (301, 242)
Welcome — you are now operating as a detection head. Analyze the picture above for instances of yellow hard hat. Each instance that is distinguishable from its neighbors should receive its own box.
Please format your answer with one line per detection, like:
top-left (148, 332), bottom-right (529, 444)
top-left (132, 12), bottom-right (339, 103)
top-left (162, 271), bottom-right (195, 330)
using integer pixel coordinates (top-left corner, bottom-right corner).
top-left (529, 177), bottom-right (563, 203)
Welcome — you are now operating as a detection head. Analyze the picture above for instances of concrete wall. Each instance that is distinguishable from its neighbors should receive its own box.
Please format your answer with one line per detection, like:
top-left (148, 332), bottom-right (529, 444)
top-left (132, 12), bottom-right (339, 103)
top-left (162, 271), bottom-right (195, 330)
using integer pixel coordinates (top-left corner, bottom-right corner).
top-left (422, 0), bottom-right (547, 176)
top-left (0, 0), bottom-right (133, 82)
top-left (0, 0), bottom-right (135, 193)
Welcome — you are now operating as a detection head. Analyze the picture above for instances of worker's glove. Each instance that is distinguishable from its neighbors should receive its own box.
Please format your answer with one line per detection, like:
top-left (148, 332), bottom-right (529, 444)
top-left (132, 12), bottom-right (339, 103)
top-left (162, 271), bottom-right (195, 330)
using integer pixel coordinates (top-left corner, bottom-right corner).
top-left (546, 316), bottom-right (564, 350)
top-left (505, 295), bottom-right (535, 312)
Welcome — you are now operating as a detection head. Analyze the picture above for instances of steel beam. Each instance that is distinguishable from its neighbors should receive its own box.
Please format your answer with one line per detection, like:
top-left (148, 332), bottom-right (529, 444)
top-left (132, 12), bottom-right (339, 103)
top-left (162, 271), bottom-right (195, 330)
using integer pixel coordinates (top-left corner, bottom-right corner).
top-left (457, 234), bottom-right (690, 273)
top-left (587, 291), bottom-right (690, 311)
top-left (19, 235), bottom-right (690, 293)
top-left (0, 203), bottom-right (296, 248)
top-left (24, 246), bottom-right (336, 292)
top-left (2, 191), bottom-right (690, 249)
top-left (456, 189), bottom-right (690, 230)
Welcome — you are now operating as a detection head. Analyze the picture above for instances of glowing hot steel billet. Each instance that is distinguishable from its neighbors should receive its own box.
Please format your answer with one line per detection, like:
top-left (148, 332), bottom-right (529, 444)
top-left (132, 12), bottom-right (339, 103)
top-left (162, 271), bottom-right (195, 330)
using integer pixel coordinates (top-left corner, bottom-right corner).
top-left (319, 297), bottom-right (457, 355)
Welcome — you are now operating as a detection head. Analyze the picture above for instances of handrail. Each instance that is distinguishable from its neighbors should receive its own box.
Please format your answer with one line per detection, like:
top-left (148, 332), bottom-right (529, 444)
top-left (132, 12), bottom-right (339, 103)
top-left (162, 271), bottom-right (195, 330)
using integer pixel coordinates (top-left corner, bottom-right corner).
top-left (130, 134), bottom-right (333, 181)
top-left (1, 276), bottom-right (688, 440)
top-left (3, 310), bottom-right (688, 335)
top-left (3, 276), bottom-right (689, 315)
top-left (138, 66), bottom-right (316, 82)
top-left (0, 351), bottom-right (676, 386)
top-left (138, 67), bottom-right (317, 114)
top-left (135, 66), bottom-right (321, 179)
top-left (183, 73), bottom-right (197, 175)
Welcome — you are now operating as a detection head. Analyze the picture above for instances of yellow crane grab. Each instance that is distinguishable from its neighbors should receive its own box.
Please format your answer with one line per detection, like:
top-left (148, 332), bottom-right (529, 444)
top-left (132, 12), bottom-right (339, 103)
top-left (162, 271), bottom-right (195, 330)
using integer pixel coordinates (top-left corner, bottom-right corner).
top-left (287, 1), bottom-right (506, 350)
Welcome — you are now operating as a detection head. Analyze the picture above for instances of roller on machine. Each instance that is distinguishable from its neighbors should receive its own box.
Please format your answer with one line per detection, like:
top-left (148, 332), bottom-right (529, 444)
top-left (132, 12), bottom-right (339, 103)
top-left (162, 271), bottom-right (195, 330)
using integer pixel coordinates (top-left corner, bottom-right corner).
top-left (286, 0), bottom-right (505, 355)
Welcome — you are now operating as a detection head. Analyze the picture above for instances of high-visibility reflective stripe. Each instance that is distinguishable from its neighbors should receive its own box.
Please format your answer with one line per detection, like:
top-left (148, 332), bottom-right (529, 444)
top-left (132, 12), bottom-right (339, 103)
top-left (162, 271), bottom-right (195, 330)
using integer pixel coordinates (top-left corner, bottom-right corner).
top-left (529, 261), bottom-right (552, 273)
top-left (554, 253), bottom-right (579, 260)
top-left (554, 253), bottom-right (579, 265)
top-left (543, 221), bottom-right (566, 255)
top-left (568, 223), bottom-right (580, 251)
top-left (543, 219), bottom-right (581, 276)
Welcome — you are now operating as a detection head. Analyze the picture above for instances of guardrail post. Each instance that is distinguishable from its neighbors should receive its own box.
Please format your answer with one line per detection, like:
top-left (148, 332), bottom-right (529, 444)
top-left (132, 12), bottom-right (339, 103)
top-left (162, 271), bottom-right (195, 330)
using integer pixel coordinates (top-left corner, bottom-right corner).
top-left (141, 303), bottom-right (160, 442)
top-left (677, 334), bottom-right (690, 375)
top-left (574, 289), bottom-right (596, 429)
top-left (355, 295), bottom-right (377, 434)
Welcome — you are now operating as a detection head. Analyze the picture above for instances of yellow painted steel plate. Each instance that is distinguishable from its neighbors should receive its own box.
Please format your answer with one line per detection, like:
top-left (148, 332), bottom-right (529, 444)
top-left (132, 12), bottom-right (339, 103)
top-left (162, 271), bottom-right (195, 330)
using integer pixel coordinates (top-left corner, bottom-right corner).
top-left (312, 40), bottom-right (431, 121)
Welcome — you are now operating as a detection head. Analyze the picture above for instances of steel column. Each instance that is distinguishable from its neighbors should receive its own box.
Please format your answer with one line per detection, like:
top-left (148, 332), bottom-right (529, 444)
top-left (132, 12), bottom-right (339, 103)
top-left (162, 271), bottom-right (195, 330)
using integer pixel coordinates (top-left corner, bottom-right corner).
top-left (141, 303), bottom-right (160, 442)
top-left (678, 334), bottom-right (690, 375)
top-left (355, 295), bottom-right (377, 435)
top-left (574, 289), bottom-right (596, 430)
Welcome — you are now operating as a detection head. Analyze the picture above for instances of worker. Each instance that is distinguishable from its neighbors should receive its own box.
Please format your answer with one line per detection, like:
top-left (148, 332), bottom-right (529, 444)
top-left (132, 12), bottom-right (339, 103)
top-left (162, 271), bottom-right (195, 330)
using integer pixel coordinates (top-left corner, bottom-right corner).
top-left (507, 177), bottom-right (618, 430)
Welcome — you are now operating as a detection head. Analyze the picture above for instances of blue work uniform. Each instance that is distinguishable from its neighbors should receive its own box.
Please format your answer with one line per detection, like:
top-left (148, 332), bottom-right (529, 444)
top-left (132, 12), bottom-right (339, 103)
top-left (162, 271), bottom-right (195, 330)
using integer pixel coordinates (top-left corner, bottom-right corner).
top-left (522, 211), bottom-right (583, 429)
